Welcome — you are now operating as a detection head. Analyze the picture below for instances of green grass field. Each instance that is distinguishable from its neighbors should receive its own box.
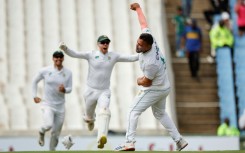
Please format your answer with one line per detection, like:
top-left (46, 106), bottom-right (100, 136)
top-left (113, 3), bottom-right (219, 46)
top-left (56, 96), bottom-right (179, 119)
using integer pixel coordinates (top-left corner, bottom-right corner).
top-left (2, 151), bottom-right (245, 153)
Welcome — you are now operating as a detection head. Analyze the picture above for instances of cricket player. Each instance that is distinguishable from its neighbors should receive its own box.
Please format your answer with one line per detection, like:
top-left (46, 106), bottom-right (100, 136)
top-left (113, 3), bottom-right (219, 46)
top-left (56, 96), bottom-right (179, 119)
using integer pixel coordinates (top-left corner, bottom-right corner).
top-left (114, 3), bottom-right (188, 151)
top-left (59, 36), bottom-right (138, 149)
top-left (32, 51), bottom-right (73, 151)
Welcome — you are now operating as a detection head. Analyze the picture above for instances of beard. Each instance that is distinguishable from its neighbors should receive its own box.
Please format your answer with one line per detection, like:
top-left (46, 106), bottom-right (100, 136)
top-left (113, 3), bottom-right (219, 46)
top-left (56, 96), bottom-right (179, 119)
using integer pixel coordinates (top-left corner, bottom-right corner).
top-left (136, 46), bottom-right (143, 53)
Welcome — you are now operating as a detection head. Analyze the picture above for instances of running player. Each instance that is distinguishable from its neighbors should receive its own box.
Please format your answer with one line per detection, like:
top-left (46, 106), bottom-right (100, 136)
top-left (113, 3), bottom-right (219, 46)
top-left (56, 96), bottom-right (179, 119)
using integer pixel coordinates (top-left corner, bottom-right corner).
top-left (59, 36), bottom-right (138, 149)
top-left (114, 3), bottom-right (188, 151)
top-left (32, 51), bottom-right (72, 151)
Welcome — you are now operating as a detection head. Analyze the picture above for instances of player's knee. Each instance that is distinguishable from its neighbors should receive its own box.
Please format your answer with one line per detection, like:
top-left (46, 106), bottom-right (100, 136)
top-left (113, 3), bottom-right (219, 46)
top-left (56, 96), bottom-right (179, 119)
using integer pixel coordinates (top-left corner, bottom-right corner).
top-left (43, 124), bottom-right (52, 131)
top-left (153, 111), bottom-right (165, 120)
top-left (98, 107), bottom-right (111, 116)
top-left (128, 110), bottom-right (142, 119)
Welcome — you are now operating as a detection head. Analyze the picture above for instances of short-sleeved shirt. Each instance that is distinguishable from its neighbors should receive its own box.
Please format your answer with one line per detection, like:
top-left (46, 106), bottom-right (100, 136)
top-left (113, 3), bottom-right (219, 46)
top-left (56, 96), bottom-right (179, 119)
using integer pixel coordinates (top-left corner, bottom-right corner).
top-left (139, 28), bottom-right (171, 91)
top-left (183, 25), bottom-right (202, 52)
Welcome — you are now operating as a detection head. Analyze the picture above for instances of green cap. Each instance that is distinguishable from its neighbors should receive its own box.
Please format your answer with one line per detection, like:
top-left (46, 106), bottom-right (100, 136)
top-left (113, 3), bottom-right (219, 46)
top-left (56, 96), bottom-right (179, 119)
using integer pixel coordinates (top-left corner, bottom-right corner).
top-left (97, 35), bottom-right (111, 42)
top-left (53, 51), bottom-right (64, 58)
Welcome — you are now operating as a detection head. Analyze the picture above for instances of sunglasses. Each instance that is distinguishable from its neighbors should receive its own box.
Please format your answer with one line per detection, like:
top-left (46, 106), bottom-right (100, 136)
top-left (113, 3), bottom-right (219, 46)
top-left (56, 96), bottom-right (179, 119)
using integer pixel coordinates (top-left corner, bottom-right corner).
top-left (100, 41), bottom-right (110, 45)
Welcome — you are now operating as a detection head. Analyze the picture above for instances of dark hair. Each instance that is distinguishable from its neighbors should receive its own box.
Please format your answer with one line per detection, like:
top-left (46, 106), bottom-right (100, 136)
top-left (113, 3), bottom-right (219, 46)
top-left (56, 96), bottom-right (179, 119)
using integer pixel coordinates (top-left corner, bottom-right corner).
top-left (53, 51), bottom-right (64, 58)
top-left (139, 33), bottom-right (154, 45)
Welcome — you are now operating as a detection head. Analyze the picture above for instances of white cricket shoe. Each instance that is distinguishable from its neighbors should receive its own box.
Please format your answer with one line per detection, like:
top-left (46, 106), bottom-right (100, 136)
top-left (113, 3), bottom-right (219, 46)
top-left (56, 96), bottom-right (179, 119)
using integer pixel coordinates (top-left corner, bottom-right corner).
top-left (114, 141), bottom-right (135, 151)
top-left (38, 132), bottom-right (45, 146)
top-left (176, 138), bottom-right (188, 151)
top-left (97, 135), bottom-right (107, 149)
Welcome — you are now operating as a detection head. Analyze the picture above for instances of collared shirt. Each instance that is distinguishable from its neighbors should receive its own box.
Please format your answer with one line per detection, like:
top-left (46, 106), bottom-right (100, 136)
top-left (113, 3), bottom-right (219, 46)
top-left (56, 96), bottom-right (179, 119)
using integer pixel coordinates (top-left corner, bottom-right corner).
top-left (139, 28), bottom-right (170, 90)
top-left (32, 65), bottom-right (72, 111)
top-left (64, 49), bottom-right (139, 90)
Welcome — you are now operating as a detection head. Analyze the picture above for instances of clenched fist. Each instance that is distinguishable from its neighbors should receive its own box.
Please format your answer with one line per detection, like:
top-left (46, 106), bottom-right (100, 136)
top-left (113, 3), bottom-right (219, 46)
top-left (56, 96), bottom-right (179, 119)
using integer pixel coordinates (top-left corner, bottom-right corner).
top-left (130, 3), bottom-right (140, 11)
top-left (59, 42), bottom-right (68, 51)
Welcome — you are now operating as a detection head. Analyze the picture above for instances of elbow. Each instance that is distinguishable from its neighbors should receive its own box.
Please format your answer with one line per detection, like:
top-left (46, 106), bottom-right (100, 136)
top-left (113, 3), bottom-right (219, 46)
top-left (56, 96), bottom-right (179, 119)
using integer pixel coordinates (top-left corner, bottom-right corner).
top-left (141, 23), bottom-right (148, 30)
top-left (65, 88), bottom-right (72, 93)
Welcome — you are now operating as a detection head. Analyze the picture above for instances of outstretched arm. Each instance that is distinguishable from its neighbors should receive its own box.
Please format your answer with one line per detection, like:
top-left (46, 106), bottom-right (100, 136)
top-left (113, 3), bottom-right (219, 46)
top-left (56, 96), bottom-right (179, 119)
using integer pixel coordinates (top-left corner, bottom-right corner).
top-left (117, 54), bottom-right (139, 62)
top-left (59, 42), bottom-right (90, 59)
top-left (130, 3), bottom-right (148, 30)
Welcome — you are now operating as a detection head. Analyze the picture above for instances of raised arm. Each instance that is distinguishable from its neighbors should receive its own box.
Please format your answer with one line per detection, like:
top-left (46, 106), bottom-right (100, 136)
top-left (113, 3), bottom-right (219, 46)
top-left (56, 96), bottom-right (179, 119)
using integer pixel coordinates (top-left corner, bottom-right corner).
top-left (59, 42), bottom-right (90, 59)
top-left (130, 3), bottom-right (148, 30)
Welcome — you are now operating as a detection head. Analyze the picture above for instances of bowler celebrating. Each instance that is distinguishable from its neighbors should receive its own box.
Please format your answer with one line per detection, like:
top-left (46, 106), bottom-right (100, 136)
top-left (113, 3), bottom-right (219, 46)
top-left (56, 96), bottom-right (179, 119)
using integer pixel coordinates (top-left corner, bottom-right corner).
top-left (114, 3), bottom-right (188, 151)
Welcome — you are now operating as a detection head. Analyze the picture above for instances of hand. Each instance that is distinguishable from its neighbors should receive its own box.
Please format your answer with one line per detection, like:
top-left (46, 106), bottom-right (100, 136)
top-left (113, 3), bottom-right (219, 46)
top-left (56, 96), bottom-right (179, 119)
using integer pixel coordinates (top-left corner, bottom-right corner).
top-left (137, 76), bottom-right (144, 85)
top-left (130, 3), bottom-right (140, 11)
top-left (137, 76), bottom-right (152, 87)
top-left (34, 97), bottom-right (41, 103)
top-left (59, 84), bottom-right (66, 93)
top-left (59, 42), bottom-right (68, 51)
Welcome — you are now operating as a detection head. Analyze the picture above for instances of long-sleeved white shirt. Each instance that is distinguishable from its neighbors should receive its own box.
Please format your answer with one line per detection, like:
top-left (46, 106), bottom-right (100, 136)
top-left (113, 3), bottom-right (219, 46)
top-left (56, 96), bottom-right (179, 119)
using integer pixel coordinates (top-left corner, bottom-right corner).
top-left (32, 65), bottom-right (72, 111)
top-left (64, 49), bottom-right (138, 90)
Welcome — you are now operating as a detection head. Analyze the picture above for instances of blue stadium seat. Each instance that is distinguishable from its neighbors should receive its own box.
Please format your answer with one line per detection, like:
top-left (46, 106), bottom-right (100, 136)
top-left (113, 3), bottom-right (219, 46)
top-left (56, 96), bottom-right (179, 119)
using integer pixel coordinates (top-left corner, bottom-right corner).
top-left (235, 35), bottom-right (245, 47)
top-left (216, 47), bottom-right (237, 127)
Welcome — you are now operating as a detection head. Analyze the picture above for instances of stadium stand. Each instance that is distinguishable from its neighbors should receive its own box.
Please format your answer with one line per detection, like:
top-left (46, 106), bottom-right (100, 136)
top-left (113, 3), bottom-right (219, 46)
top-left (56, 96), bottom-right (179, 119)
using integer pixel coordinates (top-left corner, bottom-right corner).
top-left (216, 47), bottom-right (237, 128)
top-left (42, 0), bottom-right (60, 66)
top-left (27, 104), bottom-right (43, 130)
top-left (7, 0), bottom-right (26, 88)
top-left (234, 36), bottom-right (245, 118)
top-left (64, 91), bottom-right (83, 130)
top-left (0, 0), bottom-right (7, 87)
top-left (25, 0), bottom-right (43, 83)
top-left (0, 93), bottom-right (9, 130)
top-left (165, 0), bottom-right (220, 134)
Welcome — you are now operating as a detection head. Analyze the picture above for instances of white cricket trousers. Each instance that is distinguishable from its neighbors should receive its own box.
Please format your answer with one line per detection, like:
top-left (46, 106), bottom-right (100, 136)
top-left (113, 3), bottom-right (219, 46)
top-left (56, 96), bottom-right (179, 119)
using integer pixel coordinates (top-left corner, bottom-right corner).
top-left (40, 105), bottom-right (65, 150)
top-left (126, 88), bottom-right (182, 142)
top-left (83, 86), bottom-right (111, 120)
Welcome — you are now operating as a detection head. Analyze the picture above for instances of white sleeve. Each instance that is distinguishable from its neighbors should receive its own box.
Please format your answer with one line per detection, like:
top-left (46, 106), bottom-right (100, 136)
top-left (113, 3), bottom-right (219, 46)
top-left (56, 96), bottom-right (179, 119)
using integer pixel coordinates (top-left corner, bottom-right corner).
top-left (144, 64), bottom-right (158, 80)
top-left (64, 48), bottom-right (90, 60)
top-left (32, 70), bottom-right (44, 98)
top-left (142, 28), bottom-right (151, 34)
top-left (65, 71), bottom-right (72, 93)
top-left (117, 54), bottom-right (139, 62)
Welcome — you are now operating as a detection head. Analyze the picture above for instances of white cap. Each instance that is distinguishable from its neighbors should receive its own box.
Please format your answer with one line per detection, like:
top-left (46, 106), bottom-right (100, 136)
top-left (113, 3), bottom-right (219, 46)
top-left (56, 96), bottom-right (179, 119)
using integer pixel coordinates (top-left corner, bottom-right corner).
top-left (221, 12), bottom-right (230, 20)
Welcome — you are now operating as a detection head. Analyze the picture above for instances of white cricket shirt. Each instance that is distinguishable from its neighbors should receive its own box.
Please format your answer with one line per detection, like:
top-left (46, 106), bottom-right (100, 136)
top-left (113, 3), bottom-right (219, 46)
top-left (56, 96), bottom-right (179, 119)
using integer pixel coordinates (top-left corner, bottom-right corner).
top-left (32, 65), bottom-right (72, 111)
top-left (139, 28), bottom-right (170, 90)
top-left (64, 49), bottom-right (138, 90)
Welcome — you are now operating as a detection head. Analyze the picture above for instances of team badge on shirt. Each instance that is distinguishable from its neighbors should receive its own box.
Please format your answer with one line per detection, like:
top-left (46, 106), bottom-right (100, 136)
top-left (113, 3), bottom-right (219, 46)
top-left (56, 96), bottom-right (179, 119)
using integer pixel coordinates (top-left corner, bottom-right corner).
top-left (95, 56), bottom-right (99, 59)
